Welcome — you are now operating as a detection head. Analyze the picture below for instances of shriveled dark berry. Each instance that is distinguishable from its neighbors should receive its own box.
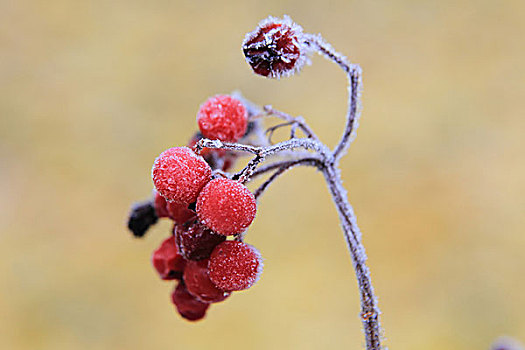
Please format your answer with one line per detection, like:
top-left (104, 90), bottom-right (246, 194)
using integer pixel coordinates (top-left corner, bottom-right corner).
top-left (127, 200), bottom-right (158, 238)
top-left (174, 221), bottom-right (226, 261)
top-left (243, 15), bottom-right (309, 79)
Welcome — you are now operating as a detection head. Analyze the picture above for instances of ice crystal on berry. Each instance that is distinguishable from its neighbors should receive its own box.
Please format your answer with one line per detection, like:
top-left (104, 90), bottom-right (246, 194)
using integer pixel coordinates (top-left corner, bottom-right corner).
top-left (196, 178), bottom-right (257, 236)
top-left (208, 241), bottom-right (263, 292)
top-left (152, 147), bottom-right (212, 204)
top-left (197, 95), bottom-right (248, 143)
top-left (243, 15), bottom-right (310, 79)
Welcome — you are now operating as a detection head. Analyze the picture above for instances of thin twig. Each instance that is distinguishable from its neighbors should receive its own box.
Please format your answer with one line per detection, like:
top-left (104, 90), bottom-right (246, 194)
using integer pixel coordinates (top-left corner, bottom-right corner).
top-left (234, 154), bottom-right (265, 184)
top-left (251, 157), bottom-right (323, 179)
top-left (265, 121), bottom-right (296, 144)
top-left (263, 105), bottom-right (318, 140)
top-left (321, 164), bottom-right (382, 349)
top-left (253, 158), bottom-right (321, 199)
top-left (304, 34), bottom-right (363, 163)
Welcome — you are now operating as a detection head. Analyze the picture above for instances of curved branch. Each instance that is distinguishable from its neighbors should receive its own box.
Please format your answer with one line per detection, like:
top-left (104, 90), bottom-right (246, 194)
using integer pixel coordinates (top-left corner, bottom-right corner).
top-left (251, 157), bottom-right (323, 179)
top-left (195, 137), bottom-right (328, 158)
top-left (304, 34), bottom-right (363, 162)
top-left (253, 157), bottom-right (322, 199)
top-left (322, 164), bottom-right (382, 349)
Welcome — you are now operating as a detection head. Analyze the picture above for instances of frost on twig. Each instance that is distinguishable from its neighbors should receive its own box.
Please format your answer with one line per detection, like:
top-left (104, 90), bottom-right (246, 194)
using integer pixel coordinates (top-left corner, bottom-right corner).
top-left (303, 33), bottom-right (363, 162)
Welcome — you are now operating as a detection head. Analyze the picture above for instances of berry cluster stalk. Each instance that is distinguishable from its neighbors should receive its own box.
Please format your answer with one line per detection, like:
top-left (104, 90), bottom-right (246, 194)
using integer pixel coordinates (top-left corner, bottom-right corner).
top-left (193, 33), bottom-right (384, 349)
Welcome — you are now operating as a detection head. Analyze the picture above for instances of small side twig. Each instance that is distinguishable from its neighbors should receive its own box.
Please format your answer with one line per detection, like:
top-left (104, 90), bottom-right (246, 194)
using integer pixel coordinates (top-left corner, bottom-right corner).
top-left (253, 157), bottom-right (321, 199)
top-left (263, 105), bottom-right (318, 140)
top-left (265, 121), bottom-right (296, 144)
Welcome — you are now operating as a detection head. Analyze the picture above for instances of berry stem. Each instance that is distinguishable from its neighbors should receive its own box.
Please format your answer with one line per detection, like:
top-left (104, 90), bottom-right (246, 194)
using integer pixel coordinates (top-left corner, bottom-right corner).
top-left (234, 154), bottom-right (265, 184)
top-left (304, 34), bottom-right (363, 163)
top-left (250, 157), bottom-right (323, 179)
top-left (321, 163), bottom-right (383, 350)
top-left (239, 152), bottom-right (385, 349)
top-left (251, 155), bottom-right (384, 349)
top-left (262, 105), bottom-right (318, 141)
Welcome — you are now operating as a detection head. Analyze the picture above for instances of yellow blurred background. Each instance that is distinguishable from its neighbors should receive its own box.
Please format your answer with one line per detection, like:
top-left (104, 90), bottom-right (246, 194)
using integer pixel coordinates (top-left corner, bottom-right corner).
top-left (1, 0), bottom-right (524, 349)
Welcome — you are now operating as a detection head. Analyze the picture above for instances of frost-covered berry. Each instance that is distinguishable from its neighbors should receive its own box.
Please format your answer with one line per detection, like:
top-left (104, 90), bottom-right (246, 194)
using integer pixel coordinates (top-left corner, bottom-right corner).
top-left (174, 221), bottom-right (225, 261)
top-left (127, 200), bottom-right (158, 238)
top-left (183, 259), bottom-right (230, 303)
top-left (196, 178), bottom-right (257, 236)
top-left (151, 236), bottom-right (186, 280)
top-left (243, 15), bottom-right (310, 79)
top-left (153, 191), bottom-right (170, 218)
top-left (197, 95), bottom-right (248, 143)
top-left (171, 282), bottom-right (209, 321)
top-left (209, 241), bottom-right (263, 291)
top-left (152, 147), bottom-right (212, 204)
top-left (166, 201), bottom-right (196, 225)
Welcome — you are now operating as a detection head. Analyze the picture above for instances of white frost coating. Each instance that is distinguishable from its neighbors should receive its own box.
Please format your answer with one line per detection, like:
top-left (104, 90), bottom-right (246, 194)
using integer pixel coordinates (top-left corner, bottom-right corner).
top-left (249, 244), bottom-right (264, 284)
top-left (303, 33), bottom-right (363, 163)
top-left (242, 15), bottom-right (313, 79)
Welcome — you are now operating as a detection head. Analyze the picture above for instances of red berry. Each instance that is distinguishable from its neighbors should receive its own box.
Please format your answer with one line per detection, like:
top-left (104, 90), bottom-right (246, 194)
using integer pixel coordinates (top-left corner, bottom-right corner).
top-left (174, 221), bottom-right (226, 261)
top-left (183, 259), bottom-right (230, 303)
top-left (196, 178), bottom-right (257, 236)
top-left (197, 95), bottom-right (247, 143)
top-left (209, 241), bottom-right (263, 291)
top-left (171, 282), bottom-right (210, 321)
top-left (151, 236), bottom-right (186, 280)
top-left (153, 191), bottom-right (170, 218)
top-left (166, 201), bottom-right (196, 225)
top-left (243, 15), bottom-right (309, 79)
top-left (152, 147), bottom-right (212, 204)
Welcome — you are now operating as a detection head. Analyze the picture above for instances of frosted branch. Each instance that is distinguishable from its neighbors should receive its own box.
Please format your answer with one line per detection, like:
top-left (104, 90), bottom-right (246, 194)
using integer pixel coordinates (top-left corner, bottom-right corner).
top-left (304, 34), bottom-right (363, 162)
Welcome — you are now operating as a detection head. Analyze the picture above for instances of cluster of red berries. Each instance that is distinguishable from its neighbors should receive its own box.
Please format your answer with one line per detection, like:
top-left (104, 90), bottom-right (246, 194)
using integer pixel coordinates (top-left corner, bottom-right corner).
top-left (128, 95), bottom-right (263, 321)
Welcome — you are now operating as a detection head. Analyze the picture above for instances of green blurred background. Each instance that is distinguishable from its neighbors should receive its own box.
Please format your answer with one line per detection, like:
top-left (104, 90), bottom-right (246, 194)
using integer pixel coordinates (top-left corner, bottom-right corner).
top-left (1, 0), bottom-right (524, 349)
